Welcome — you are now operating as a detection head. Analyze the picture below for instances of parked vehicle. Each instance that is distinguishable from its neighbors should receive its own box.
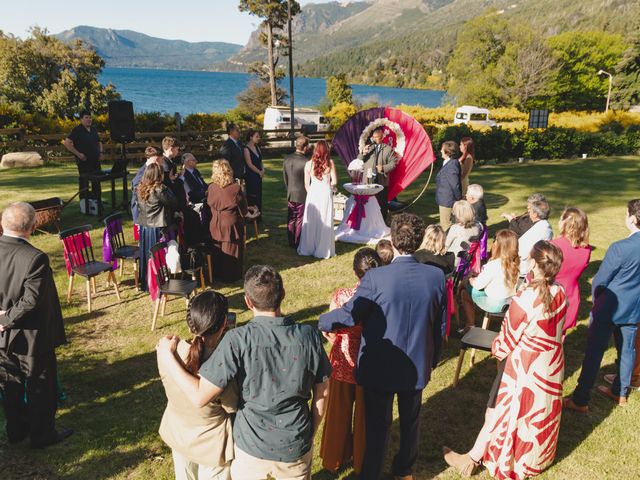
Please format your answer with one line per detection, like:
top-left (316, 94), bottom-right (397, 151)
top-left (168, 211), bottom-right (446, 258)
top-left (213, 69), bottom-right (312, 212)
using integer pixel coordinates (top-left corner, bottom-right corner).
top-left (453, 105), bottom-right (498, 127)
top-left (263, 106), bottom-right (329, 135)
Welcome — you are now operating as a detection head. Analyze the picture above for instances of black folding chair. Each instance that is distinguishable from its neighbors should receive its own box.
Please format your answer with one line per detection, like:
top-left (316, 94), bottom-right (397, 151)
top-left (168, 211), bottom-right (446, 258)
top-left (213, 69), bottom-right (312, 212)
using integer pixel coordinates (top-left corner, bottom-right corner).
top-left (60, 225), bottom-right (121, 313)
top-left (104, 212), bottom-right (140, 290)
top-left (453, 327), bottom-right (499, 387)
top-left (149, 241), bottom-right (198, 331)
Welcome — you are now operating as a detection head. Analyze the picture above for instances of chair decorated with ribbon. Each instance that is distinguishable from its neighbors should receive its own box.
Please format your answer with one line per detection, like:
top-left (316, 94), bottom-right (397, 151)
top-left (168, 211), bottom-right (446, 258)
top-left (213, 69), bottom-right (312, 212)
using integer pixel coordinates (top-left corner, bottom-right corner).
top-left (149, 241), bottom-right (198, 331)
top-left (60, 225), bottom-right (121, 313)
top-left (103, 212), bottom-right (140, 290)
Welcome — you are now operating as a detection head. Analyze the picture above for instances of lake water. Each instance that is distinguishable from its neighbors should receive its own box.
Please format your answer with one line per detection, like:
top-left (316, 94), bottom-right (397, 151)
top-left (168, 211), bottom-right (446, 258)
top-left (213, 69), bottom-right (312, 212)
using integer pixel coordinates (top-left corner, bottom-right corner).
top-left (99, 67), bottom-right (445, 115)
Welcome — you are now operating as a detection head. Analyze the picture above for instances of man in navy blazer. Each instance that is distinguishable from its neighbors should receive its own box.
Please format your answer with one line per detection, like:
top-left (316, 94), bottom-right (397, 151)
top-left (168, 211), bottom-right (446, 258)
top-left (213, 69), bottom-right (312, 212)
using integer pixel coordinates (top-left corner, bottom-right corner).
top-left (566, 199), bottom-right (640, 411)
top-left (435, 141), bottom-right (462, 230)
top-left (319, 213), bottom-right (447, 480)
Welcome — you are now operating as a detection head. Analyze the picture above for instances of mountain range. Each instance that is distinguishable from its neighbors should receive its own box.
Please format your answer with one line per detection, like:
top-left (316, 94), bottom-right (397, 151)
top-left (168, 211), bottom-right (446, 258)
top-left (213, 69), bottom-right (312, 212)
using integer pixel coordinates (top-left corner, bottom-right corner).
top-left (55, 26), bottom-right (242, 70)
top-left (56, 0), bottom-right (639, 88)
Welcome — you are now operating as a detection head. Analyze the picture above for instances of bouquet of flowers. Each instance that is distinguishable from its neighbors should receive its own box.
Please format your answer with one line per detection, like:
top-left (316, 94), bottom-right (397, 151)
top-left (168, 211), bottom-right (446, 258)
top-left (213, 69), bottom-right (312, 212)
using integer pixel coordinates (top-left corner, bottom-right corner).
top-left (347, 159), bottom-right (364, 184)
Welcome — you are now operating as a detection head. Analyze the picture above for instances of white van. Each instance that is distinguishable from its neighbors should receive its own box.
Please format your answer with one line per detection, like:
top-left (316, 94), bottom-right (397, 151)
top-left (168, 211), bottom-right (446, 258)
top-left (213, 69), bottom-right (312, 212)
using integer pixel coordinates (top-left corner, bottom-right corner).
top-left (453, 106), bottom-right (497, 127)
top-left (263, 106), bottom-right (329, 134)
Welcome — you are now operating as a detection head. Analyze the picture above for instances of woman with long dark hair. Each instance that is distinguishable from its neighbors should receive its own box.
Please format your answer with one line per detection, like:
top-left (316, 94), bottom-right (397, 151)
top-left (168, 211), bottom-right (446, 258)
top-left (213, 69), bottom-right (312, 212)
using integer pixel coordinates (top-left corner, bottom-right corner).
top-left (157, 290), bottom-right (236, 479)
top-left (444, 240), bottom-right (567, 479)
top-left (243, 129), bottom-right (264, 214)
top-left (459, 137), bottom-right (475, 195)
top-left (297, 140), bottom-right (337, 259)
top-left (137, 163), bottom-right (179, 291)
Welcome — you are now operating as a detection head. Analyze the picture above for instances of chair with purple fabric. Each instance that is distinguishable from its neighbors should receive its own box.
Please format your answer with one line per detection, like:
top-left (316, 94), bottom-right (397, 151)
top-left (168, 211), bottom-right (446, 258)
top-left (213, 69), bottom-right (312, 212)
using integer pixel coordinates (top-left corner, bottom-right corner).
top-left (60, 224), bottom-right (121, 313)
top-left (104, 212), bottom-right (140, 290)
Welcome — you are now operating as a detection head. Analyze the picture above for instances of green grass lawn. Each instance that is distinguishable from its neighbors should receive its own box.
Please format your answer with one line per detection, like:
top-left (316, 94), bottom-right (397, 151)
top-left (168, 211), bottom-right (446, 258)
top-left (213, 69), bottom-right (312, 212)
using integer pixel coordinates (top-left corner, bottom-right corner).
top-left (1, 156), bottom-right (639, 479)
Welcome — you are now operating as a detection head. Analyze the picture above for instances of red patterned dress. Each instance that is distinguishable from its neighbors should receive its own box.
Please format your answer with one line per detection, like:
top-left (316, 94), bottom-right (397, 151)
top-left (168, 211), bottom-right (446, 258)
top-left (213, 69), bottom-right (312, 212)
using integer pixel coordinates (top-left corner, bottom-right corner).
top-left (328, 285), bottom-right (361, 383)
top-left (484, 284), bottom-right (567, 480)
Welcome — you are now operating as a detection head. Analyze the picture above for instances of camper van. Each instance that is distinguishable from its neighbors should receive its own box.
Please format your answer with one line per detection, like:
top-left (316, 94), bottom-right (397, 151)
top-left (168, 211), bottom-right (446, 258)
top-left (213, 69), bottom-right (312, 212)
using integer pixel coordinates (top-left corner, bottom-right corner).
top-left (453, 106), bottom-right (497, 128)
top-left (263, 106), bottom-right (329, 135)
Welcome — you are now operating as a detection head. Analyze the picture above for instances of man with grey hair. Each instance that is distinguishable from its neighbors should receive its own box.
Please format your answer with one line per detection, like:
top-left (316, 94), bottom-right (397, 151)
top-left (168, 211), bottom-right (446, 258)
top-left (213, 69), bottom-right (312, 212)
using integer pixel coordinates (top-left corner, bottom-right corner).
top-left (517, 199), bottom-right (553, 274)
top-left (0, 202), bottom-right (72, 448)
top-left (502, 193), bottom-right (547, 237)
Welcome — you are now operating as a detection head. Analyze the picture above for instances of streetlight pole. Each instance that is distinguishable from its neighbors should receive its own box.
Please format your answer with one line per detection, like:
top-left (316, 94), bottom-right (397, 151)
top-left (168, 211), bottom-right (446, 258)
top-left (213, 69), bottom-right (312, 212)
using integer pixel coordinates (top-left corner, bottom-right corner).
top-left (287, 0), bottom-right (295, 149)
top-left (597, 69), bottom-right (613, 113)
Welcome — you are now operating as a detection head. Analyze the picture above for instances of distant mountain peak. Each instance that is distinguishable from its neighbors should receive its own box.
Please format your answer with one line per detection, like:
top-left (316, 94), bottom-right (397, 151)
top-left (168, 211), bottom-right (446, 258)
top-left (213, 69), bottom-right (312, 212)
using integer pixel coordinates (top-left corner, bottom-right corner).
top-left (55, 26), bottom-right (242, 71)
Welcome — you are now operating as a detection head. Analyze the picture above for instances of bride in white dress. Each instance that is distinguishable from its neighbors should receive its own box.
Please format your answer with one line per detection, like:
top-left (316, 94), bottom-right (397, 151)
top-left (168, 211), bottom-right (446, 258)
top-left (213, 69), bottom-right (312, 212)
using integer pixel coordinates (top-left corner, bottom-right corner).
top-left (297, 140), bottom-right (338, 259)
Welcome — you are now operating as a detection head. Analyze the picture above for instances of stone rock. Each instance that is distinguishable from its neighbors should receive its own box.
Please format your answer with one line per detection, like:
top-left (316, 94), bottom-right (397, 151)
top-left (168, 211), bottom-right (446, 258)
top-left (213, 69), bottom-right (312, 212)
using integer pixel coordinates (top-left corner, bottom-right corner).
top-left (0, 151), bottom-right (44, 168)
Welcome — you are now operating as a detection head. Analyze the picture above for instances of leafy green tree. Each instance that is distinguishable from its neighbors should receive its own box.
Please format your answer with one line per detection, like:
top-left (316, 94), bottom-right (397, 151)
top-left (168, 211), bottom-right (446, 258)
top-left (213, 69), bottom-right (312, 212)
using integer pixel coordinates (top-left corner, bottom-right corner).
top-left (612, 28), bottom-right (640, 110)
top-left (0, 28), bottom-right (119, 117)
top-left (239, 0), bottom-right (300, 107)
top-left (546, 31), bottom-right (627, 111)
top-left (326, 74), bottom-right (353, 107)
top-left (237, 79), bottom-right (287, 118)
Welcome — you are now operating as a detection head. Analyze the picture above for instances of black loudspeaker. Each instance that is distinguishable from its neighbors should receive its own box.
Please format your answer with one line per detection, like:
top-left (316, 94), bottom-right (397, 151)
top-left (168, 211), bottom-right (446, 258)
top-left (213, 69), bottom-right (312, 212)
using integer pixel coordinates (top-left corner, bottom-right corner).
top-left (108, 100), bottom-right (135, 143)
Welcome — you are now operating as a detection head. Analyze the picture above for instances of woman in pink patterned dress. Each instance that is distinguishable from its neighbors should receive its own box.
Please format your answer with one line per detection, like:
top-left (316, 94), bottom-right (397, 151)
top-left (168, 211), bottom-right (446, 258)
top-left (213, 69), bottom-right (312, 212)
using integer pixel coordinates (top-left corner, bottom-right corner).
top-left (444, 240), bottom-right (567, 479)
top-left (320, 248), bottom-right (381, 475)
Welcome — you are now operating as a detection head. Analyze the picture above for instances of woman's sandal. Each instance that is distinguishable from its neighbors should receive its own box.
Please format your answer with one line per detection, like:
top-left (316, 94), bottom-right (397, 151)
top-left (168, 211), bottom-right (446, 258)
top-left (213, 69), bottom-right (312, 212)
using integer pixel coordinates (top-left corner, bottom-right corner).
top-left (443, 446), bottom-right (480, 477)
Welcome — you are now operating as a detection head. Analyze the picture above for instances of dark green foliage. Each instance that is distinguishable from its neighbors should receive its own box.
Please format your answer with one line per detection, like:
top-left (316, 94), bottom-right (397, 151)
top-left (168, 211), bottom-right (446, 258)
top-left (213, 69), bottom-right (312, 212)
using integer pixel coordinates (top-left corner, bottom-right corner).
top-left (0, 28), bottom-right (120, 118)
top-left (612, 28), bottom-right (640, 110)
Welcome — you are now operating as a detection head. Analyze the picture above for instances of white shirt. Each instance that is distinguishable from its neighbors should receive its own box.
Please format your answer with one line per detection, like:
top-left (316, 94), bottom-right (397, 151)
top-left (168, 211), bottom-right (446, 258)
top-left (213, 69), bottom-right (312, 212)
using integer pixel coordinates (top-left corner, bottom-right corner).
top-left (474, 259), bottom-right (516, 300)
top-left (518, 219), bottom-right (553, 274)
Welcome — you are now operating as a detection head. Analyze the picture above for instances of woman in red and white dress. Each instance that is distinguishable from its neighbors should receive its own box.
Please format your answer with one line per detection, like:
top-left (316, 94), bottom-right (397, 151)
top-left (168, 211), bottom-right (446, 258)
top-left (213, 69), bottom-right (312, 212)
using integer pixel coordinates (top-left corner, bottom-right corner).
top-left (444, 240), bottom-right (567, 479)
top-left (320, 248), bottom-right (382, 475)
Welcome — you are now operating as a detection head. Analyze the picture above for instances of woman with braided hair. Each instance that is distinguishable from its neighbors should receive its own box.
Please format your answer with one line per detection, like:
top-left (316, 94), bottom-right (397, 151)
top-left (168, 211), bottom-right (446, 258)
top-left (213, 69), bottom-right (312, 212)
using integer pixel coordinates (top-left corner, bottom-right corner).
top-left (157, 291), bottom-right (237, 480)
top-left (444, 240), bottom-right (568, 479)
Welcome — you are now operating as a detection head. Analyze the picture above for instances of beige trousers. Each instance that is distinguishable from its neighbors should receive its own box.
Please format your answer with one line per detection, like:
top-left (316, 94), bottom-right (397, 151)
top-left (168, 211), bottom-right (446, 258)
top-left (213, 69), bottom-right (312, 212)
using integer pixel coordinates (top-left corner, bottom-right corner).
top-left (230, 446), bottom-right (312, 480)
top-left (439, 205), bottom-right (453, 231)
top-left (172, 450), bottom-right (230, 480)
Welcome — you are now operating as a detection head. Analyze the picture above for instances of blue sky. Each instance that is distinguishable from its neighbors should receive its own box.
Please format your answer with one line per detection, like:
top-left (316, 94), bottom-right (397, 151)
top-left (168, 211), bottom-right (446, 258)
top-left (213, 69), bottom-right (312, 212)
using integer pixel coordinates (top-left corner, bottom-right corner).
top-left (0, 0), bottom-right (333, 45)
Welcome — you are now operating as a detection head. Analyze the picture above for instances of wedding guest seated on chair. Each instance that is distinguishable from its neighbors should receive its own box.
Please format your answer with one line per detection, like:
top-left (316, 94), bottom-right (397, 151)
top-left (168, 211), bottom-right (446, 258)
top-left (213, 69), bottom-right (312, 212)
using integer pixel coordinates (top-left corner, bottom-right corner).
top-left (551, 207), bottom-right (591, 334)
top-left (375, 239), bottom-right (394, 266)
top-left (207, 160), bottom-right (248, 283)
top-left (459, 229), bottom-right (519, 330)
top-left (466, 184), bottom-right (487, 225)
top-left (502, 193), bottom-right (546, 238)
top-left (320, 248), bottom-right (382, 475)
top-left (446, 200), bottom-right (481, 266)
top-left (157, 291), bottom-right (237, 480)
top-left (518, 199), bottom-right (553, 275)
top-left (415, 224), bottom-right (456, 275)
top-left (180, 153), bottom-right (208, 205)
top-left (444, 241), bottom-right (567, 479)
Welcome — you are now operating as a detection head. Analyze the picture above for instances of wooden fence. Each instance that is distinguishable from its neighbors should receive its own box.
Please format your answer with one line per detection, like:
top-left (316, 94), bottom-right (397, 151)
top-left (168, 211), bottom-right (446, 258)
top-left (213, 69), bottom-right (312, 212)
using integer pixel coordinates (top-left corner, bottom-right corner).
top-left (0, 128), bottom-right (336, 165)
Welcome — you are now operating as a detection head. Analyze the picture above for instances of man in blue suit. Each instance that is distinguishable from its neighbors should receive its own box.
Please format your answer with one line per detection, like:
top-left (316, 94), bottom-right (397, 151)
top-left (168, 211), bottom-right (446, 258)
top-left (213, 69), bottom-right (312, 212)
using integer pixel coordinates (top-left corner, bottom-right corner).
top-left (319, 213), bottom-right (447, 480)
top-left (435, 141), bottom-right (462, 230)
top-left (565, 199), bottom-right (640, 411)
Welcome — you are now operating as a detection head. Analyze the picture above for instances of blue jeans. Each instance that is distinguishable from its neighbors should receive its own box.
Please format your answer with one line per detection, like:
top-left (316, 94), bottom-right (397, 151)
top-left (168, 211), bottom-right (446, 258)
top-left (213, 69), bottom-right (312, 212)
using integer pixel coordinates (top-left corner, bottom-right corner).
top-left (572, 315), bottom-right (638, 406)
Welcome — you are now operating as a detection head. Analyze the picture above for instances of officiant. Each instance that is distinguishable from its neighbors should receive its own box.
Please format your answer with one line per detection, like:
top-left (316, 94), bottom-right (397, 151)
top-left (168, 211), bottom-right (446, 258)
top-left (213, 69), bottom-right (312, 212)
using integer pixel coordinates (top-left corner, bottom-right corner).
top-left (358, 127), bottom-right (397, 220)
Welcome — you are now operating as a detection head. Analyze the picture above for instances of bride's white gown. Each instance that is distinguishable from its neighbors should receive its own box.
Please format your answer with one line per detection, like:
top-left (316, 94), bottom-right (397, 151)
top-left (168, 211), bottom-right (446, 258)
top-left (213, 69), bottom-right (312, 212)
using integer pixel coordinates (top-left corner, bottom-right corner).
top-left (297, 165), bottom-right (335, 259)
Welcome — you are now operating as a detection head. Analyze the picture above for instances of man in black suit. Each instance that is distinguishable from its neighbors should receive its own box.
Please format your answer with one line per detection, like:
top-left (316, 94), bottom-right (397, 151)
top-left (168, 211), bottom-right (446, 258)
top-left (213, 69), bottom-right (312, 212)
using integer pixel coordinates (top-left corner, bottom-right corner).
top-left (435, 140), bottom-right (462, 230)
top-left (219, 123), bottom-right (245, 181)
top-left (358, 127), bottom-right (398, 220)
top-left (0, 203), bottom-right (72, 448)
top-left (180, 153), bottom-right (208, 205)
top-left (283, 136), bottom-right (310, 248)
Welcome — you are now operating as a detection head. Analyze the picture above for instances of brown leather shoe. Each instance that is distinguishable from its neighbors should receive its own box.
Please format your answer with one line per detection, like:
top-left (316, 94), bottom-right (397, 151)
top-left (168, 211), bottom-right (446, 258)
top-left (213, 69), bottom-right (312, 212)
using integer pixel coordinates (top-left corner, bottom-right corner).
top-left (394, 476), bottom-right (413, 480)
top-left (562, 397), bottom-right (589, 413)
top-left (443, 446), bottom-right (479, 477)
top-left (603, 374), bottom-right (640, 389)
top-left (596, 385), bottom-right (628, 406)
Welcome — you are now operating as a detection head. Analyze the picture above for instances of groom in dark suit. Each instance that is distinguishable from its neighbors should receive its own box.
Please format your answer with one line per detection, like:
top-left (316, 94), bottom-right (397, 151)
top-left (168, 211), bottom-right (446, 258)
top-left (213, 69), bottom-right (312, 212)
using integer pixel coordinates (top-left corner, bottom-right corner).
top-left (319, 213), bottom-right (447, 480)
top-left (0, 202), bottom-right (72, 448)
top-left (283, 136), bottom-right (310, 247)
top-left (219, 123), bottom-right (245, 181)
top-left (358, 127), bottom-right (398, 220)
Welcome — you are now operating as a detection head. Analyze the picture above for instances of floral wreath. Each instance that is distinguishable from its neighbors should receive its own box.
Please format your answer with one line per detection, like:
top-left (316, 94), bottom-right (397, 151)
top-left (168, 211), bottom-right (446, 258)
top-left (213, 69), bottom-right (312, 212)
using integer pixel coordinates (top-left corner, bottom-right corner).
top-left (358, 118), bottom-right (406, 159)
